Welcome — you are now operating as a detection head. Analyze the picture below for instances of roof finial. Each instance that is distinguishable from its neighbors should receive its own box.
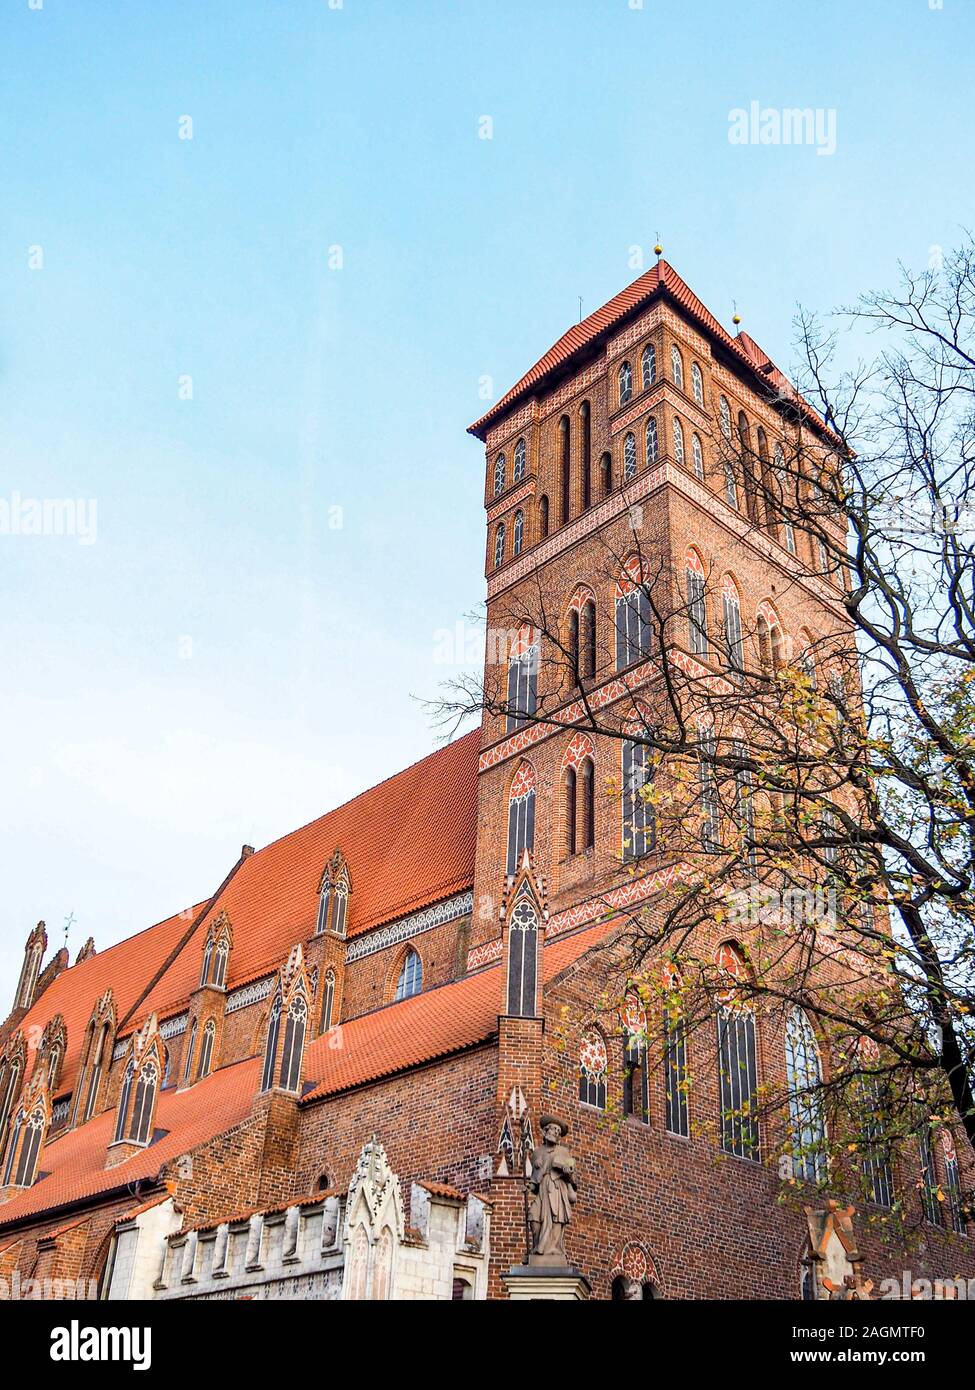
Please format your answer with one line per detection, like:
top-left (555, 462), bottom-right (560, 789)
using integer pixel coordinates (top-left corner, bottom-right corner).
top-left (577, 295), bottom-right (583, 323)
top-left (653, 235), bottom-right (663, 258)
top-left (63, 910), bottom-right (76, 952)
top-left (732, 298), bottom-right (742, 327)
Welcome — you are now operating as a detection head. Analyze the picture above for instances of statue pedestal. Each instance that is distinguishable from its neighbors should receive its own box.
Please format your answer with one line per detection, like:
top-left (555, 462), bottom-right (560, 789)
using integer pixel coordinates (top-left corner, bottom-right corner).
top-left (502, 1266), bottom-right (591, 1301)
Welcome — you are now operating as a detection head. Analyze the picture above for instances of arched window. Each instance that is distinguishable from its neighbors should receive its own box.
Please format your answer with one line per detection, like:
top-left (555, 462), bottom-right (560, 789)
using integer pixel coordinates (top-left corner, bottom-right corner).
top-left (941, 1131), bottom-right (967, 1234)
top-left (506, 891), bottom-right (539, 1016)
top-left (641, 343), bottom-right (656, 389)
top-left (564, 765), bottom-right (577, 857)
top-left (0, 1058), bottom-right (22, 1146)
top-left (716, 948), bottom-right (759, 1160)
top-left (129, 1060), bottom-right (158, 1145)
top-left (512, 509), bottom-right (524, 556)
top-left (618, 360), bottom-right (632, 406)
top-left (645, 416), bottom-right (658, 466)
top-left (673, 416), bottom-right (685, 466)
top-left (559, 415), bottom-right (571, 524)
top-left (857, 1050), bottom-right (893, 1207)
top-left (774, 444), bottom-right (797, 553)
top-left (513, 437), bottom-right (526, 482)
top-left (580, 401), bottom-right (591, 511)
top-left (199, 937), bottom-right (213, 988)
top-left (538, 494), bottom-right (549, 539)
top-left (616, 564), bottom-right (651, 671)
top-left (691, 362), bottom-right (704, 405)
top-left (785, 1010), bottom-right (827, 1183)
top-left (493, 453), bottom-right (506, 497)
top-left (722, 579), bottom-right (744, 675)
top-left (315, 883), bottom-right (330, 936)
top-left (670, 345), bottom-right (683, 389)
top-left (698, 727), bottom-right (721, 852)
top-left (197, 1020), bottom-right (216, 1080)
top-left (394, 949), bottom-right (423, 1002)
top-left (278, 993), bottom-right (307, 1091)
top-left (918, 1123), bottom-right (941, 1225)
top-left (261, 993), bottom-right (281, 1093)
top-left (719, 395), bottom-right (732, 439)
top-left (82, 1023), bottom-right (110, 1124)
top-left (580, 599), bottom-right (596, 680)
top-left (724, 463), bottom-right (739, 510)
top-left (331, 879), bottom-right (349, 937)
top-left (579, 758), bottom-right (595, 851)
top-left (623, 431), bottom-right (637, 481)
top-left (493, 523), bottom-right (505, 569)
top-left (320, 969), bottom-right (336, 1032)
top-left (2, 1111), bottom-right (23, 1186)
top-left (686, 553), bottom-right (708, 657)
top-left (622, 995), bottom-right (649, 1124)
top-left (47, 1043), bottom-right (63, 1093)
top-left (12, 1104), bottom-right (46, 1188)
top-left (182, 1019), bottom-right (197, 1084)
top-left (506, 633), bottom-right (538, 732)
top-left (622, 738), bottom-right (653, 859)
top-left (506, 762), bottom-right (536, 876)
top-left (663, 969), bottom-right (689, 1137)
top-left (691, 432), bottom-right (704, 480)
top-left (114, 1059), bottom-right (135, 1144)
top-left (579, 1030), bottom-right (608, 1109)
top-left (212, 936), bottom-right (229, 989)
top-left (600, 452), bottom-right (612, 497)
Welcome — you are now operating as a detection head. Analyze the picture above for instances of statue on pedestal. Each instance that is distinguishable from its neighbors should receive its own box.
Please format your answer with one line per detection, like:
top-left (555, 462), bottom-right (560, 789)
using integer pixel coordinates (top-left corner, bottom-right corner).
top-left (527, 1116), bottom-right (577, 1266)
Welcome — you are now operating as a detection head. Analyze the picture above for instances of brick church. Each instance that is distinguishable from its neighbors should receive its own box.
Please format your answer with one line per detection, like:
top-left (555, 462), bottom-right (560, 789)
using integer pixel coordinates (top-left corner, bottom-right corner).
top-left (1, 261), bottom-right (972, 1301)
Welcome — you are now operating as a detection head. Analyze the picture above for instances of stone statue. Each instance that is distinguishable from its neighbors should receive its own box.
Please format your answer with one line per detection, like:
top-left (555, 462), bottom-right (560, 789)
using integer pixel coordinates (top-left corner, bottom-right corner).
top-left (527, 1116), bottom-right (577, 1266)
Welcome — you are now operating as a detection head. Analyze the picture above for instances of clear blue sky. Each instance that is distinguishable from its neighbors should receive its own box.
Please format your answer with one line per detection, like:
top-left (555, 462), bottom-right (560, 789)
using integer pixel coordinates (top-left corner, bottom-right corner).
top-left (2, 0), bottom-right (973, 1003)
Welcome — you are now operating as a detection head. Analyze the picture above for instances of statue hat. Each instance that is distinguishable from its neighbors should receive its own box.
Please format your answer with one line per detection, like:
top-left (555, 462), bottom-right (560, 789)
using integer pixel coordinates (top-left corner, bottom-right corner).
top-left (538, 1115), bottom-right (568, 1136)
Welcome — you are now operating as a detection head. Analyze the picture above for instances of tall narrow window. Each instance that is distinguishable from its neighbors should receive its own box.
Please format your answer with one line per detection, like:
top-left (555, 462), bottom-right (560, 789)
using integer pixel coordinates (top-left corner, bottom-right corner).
top-left (13, 1105), bottom-right (46, 1187)
top-left (494, 523), bottom-right (505, 569)
top-left (580, 402), bottom-right (591, 511)
top-left (857, 1056), bottom-right (893, 1207)
top-left (320, 969), bottom-right (335, 1032)
top-left (212, 936), bottom-right (229, 989)
top-left (579, 1031), bottom-right (608, 1109)
top-left (83, 1026), bottom-right (109, 1123)
top-left (506, 638), bottom-right (538, 732)
top-left (199, 937), bottom-right (213, 988)
top-left (197, 1020), bottom-right (215, 1080)
top-left (493, 454), bottom-right (506, 497)
top-left (564, 766), bottom-right (577, 856)
top-left (691, 362), bottom-right (704, 405)
top-left (0, 1059), bottom-right (21, 1144)
top-left (581, 599), bottom-right (596, 679)
top-left (538, 494), bottom-right (549, 539)
top-left (315, 883), bottom-right (330, 935)
top-left (129, 1061), bottom-right (158, 1145)
top-left (624, 431), bottom-right (637, 481)
top-left (330, 880), bottom-right (349, 937)
top-left (600, 452), bottom-right (612, 497)
top-left (616, 572), bottom-right (651, 671)
top-left (182, 1020), bottom-right (197, 1084)
top-left (918, 1124), bottom-right (942, 1225)
top-left (114, 1059), bottom-right (135, 1144)
top-left (623, 1026), bottom-right (650, 1124)
top-left (622, 739), bottom-right (653, 859)
top-left (670, 346), bottom-right (683, 389)
top-left (724, 463), bottom-right (739, 510)
top-left (673, 417), bottom-right (685, 466)
top-left (512, 509), bottom-right (524, 556)
top-left (513, 437), bottom-right (526, 482)
top-left (279, 993), bottom-right (307, 1091)
top-left (722, 581), bottom-right (744, 675)
top-left (394, 949), bottom-right (422, 1002)
top-left (719, 395), bottom-right (732, 439)
top-left (568, 608), bottom-right (580, 681)
top-left (579, 757), bottom-right (595, 852)
top-left (942, 1131), bottom-right (967, 1234)
top-left (686, 560), bottom-right (708, 657)
top-left (785, 1010), bottom-right (827, 1182)
top-left (699, 731), bottom-right (721, 852)
top-left (664, 1000), bottom-right (689, 1137)
top-left (2, 1112), bottom-right (23, 1185)
top-left (618, 361), bottom-right (632, 406)
top-left (506, 763), bottom-right (536, 876)
top-left (261, 993), bottom-right (281, 1093)
top-left (506, 894), bottom-right (539, 1017)
top-left (645, 416), bottom-right (658, 465)
top-left (559, 415), bottom-right (571, 523)
top-left (717, 1005), bottom-right (760, 1159)
top-left (641, 344), bottom-right (656, 389)
top-left (733, 739), bottom-right (756, 874)
top-left (691, 433), bottom-right (704, 480)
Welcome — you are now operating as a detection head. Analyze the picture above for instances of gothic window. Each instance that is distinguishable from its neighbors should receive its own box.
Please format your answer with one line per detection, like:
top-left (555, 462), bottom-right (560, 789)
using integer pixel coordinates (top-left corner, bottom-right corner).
top-left (719, 395), bottom-right (732, 439)
top-left (512, 509), bottom-right (524, 556)
top-left (686, 557), bottom-right (708, 657)
top-left (670, 345), bottom-right (683, 389)
top-left (664, 997), bottom-right (689, 1137)
top-left (942, 1131), bottom-right (967, 1234)
top-left (559, 416), bottom-right (571, 523)
top-left (9, 1104), bottom-right (45, 1188)
top-left (580, 401), bottom-right (591, 511)
top-left (579, 757), bottom-right (595, 852)
top-left (261, 993), bottom-right (281, 1093)
top-left (1, 1112), bottom-right (22, 1185)
top-left (182, 1019), bottom-right (197, 1084)
top-left (506, 894), bottom-right (539, 1017)
top-left (717, 1004), bottom-right (760, 1160)
top-left (644, 416), bottom-right (657, 466)
top-left (315, 884), bottom-right (330, 936)
top-left (691, 432), bottom-right (704, 480)
top-left (47, 1043), bottom-right (63, 1093)
top-left (578, 1030), bottom-right (608, 1109)
top-left (394, 949), bottom-right (422, 1002)
top-left (600, 452), bottom-right (612, 496)
top-left (857, 1049), bottom-right (893, 1207)
top-left (724, 462), bottom-right (739, 510)
top-left (15, 933), bottom-right (44, 1012)
top-left (278, 993), bottom-right (307, 1091)
top-left (622, 739), bottom-right (653, 859)
top-left (785, 1010), bottom-right (826, 1182)
top-left (505, 638), bottom-right (538, 732)
top-left (615, 570), bottom-right (651, 671)
top-left (506, 763), bottom-right (536, 876)
top-left (618, 360), bottom-right (633, 406)
top-left (564, 766), bottom-right (577, 857)
top-left (538, 494), bottom-right (549, 539)
top-left (200, 936), bottom-right (213, 988)
top-left (0, 1058), bottom-right (22, 1145)
top-left (622, 996), bottom-right (649, 1123)
top-left (494, 523), bottom-right (505, 569)
top-left (722, 580), bottom-right (744, 675)
top-left (698, 730), bottom-right (721, 852)
top-left (320, 969), bottom-right (335, 1032)
top-left (917, 1123), bottom-right (942, 1226)
top-left (493, 453), bottom-right (506, 497)
top-left (624, 430), bottom-right (637, 480)
top-left (330, 879), bottom-right (349, 937)
top-left (114, 1059), bottom-right (135, 1144)
top-left (733, 739), bottom-right (756, 873)
top-left (212, 936), bottom-right (229, 989)
top-left (513, 437), bottom-right (527, 482)
top-left (82, 1023), bottom-right (111, 1124)
top-left (197, 1020), bottom-right (216, 1080)
top-left (641, 343), bottom-right (656, 389)
top-left (691, 362), bottom-right (704, 405)
top-left (129, 1060), bottom-right (158, 1145)
top-left (673, 416), bottom-right (685, 466)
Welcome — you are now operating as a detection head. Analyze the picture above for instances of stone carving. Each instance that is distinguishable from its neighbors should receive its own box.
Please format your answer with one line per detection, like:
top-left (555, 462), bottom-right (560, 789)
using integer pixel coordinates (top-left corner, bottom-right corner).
top-left (527, 1116), bottom-right (577, 1266)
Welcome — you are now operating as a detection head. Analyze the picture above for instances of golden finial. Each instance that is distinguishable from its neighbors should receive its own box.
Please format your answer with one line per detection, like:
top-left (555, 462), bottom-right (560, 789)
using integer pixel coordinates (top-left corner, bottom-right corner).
top-left (732, 298), bottom-right (741, 327)
top-left (654, 242), bottom-right (663, 258)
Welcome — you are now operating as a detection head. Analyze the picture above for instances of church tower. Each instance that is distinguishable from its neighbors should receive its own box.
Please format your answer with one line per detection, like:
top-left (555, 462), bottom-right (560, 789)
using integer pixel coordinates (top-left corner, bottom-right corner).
top-left (466, 259), bottom-right (846, 965)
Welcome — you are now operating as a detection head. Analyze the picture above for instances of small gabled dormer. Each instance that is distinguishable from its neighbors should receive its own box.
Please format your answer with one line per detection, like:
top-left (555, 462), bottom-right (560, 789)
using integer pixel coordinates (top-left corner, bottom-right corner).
top-left (0, 1033), bottom-right (27, 1171)
top-left (199, 911), bottom-right (233, 991)
top-left (306, 850), bottom-right (351, 1040)
top-left (0, 1072), bottom-right (51, 1198)
top-left (107, 1014), bottom-right (164, 1167)
top-left (72, 989), bottom-right (116, 1128)
top-left (315, 849), bottom-right (351, 939)
top-left (13, 921), bottom-right (47, 1013)
top-left (260, 945), bottom-right (310, 1096)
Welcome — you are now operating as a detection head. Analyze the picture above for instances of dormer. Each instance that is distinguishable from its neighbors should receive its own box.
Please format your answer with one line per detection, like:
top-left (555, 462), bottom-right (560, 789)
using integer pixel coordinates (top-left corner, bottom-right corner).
top-left (72, 989), bottom-right (116, 1127)
top-left (108, 1014), bottom-right (164, 1165)
top-left (260, 944), bottom-right (310, 1096)
top-left (13, 922), bottom-right (47, 1013)
top-left (199, 911), bottom-right (233, 990)
top-left (0, 1072), bottom-right (51, 1197)
top-left (315, 849), bottom-right (352, 939)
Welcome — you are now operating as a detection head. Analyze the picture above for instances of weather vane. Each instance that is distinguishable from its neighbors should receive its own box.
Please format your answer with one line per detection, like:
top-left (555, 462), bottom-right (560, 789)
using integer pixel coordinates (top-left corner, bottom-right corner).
top-left (732, 298), bottom-right (742, 327)
top-left (63, 911), bottom-right (76, 951)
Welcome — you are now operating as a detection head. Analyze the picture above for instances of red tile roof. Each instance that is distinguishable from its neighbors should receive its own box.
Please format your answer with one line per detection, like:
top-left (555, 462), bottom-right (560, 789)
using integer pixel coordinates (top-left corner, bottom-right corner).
top-left (127, 730), bottom-right (480, 1030)
top-left (468, 259), bottom-right (832, 442)
top-left (0, 919), bottom-right (614, 1230)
